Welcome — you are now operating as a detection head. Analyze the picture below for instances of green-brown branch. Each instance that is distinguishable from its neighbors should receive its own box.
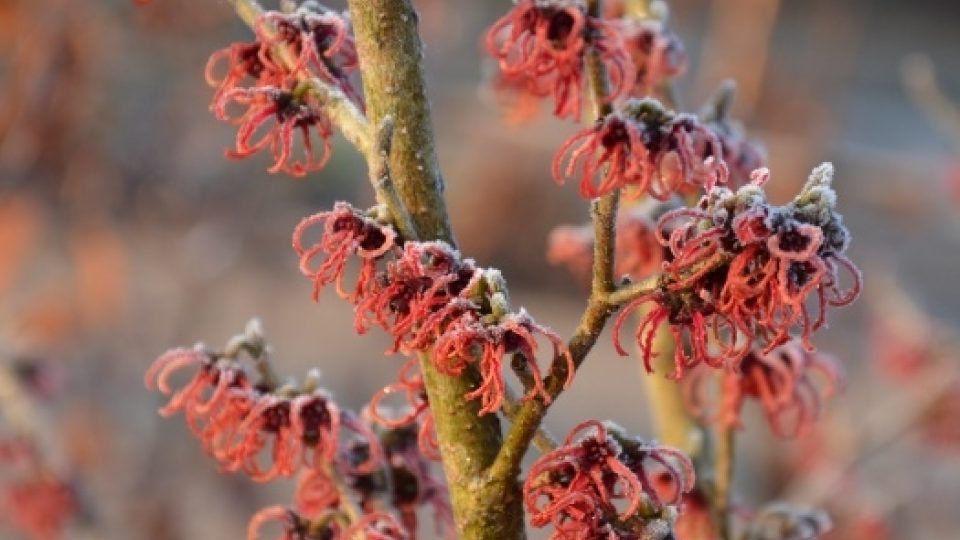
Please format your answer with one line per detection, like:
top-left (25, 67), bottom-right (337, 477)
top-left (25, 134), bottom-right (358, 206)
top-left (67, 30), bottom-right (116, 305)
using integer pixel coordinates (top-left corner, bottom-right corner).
top-left (346, 1), bottom-right (521, 539)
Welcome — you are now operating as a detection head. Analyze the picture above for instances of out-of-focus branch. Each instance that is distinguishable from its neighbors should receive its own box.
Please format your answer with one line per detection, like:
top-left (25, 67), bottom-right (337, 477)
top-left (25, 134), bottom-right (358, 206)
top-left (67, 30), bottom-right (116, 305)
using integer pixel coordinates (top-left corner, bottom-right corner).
top-left (901, 54), bottom-right (960, 149)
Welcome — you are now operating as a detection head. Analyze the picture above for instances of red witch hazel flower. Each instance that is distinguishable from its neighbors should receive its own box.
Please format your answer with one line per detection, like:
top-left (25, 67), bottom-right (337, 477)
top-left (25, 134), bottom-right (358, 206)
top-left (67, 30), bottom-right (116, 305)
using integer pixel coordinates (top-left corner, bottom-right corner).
top-left (548, 207), bottom-right (664, 285)
top-left (524, 420), bottom-right (694, 540)
top-left (367, 357), bottom-right (440, 461)
top-left (553, 97), bottom-right (728, 199)
top-left (353, 241), bottom-right (481, 353)
top-left (253, 4), bottom-right (361, 103)
top-left (546, 223), bottom-right (594, 282)
top-left (698, 81), bottom-right (766, 187)
top-left (206, 40), bottom-right (282, 105)
top-left (2, 477), bottom-right (76, 540)
top-left (293, 202), bottom-right (399, 302)
top-left (434, 308), bottom-right (574, 415)
top-left (145, 320), bottom-right (382, 482)
top-left (615, 164), bottom-right (862, 378)
top-left (617, 16), bottom-right (687, 97)
top-left (205, 5), bottom-right (359, 177)
top-left (213, 84), bottom-right (334, 177)
top-left (684, 341), bottom-right (843, 438)
top-left (350, 412), bottom-right (454, 539)
top-left (378, 243), bottom-right (572, 414)
top-left (485, 0), bottom-right (635, 120)
top-left (0, 440), bottom-right (76, 540)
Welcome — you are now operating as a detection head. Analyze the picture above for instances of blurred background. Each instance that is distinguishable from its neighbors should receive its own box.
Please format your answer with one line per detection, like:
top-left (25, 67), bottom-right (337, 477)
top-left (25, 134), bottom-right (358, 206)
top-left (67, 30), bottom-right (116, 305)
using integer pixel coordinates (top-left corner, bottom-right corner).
top-left (1, 0), bottom-right (959, 538)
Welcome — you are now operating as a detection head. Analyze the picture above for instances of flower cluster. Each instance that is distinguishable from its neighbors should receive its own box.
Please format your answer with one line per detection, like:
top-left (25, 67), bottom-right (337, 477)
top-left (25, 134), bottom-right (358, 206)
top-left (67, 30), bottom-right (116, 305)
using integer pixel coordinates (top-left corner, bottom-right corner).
top-left (553, 98), bottom-right (728, 199)
top-left (293, 205), bottom-right (574, 415)
top-left (615, 164), bottom-right (862, 379)
top-left (144, 321), bottom-right (381, 482)
top-left (205, 3), bottom-right (358, 176)
top-left (485, 0), bottom-right (634, 120)
top-left (145, 321), bottom-right (438, 539)
top-left (548, 207), bottom-right (664, 285)
top-left (685, 341), bottom-right (842, 438)
top-left (524, 420), bottom-right (693, 539)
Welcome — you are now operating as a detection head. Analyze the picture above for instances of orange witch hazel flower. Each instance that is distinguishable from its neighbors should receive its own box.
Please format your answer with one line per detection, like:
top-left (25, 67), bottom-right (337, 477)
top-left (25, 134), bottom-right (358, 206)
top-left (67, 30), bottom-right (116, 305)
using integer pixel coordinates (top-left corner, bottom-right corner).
top-left (684, 341), bottom-right (843, 438)
top-left (553, 98), bottom-right (728, 199)
top-left (485, 0), bottom-right (634, 120)
top-left (524, 420), bottom-right (694, 540)
top-left (614, 165), bottom-right (862, 379)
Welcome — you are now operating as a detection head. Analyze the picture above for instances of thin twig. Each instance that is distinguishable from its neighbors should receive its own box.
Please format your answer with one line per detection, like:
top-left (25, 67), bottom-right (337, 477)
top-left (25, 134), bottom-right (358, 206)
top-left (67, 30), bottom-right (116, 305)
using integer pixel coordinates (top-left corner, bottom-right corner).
top-left (901, 54), bottom-right (960, 150)
top-left (501, 387), bottom-right (559, 454)
top-left (369, 116), bottom-right (419, 241)
top-left (489, 0), bottom-right (622, 483)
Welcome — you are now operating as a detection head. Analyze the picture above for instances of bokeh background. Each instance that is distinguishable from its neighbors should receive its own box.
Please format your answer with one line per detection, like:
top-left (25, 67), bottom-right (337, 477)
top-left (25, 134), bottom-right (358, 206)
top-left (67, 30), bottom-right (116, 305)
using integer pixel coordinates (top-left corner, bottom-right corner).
top-left (2, 0), bottom-right (959, 538)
